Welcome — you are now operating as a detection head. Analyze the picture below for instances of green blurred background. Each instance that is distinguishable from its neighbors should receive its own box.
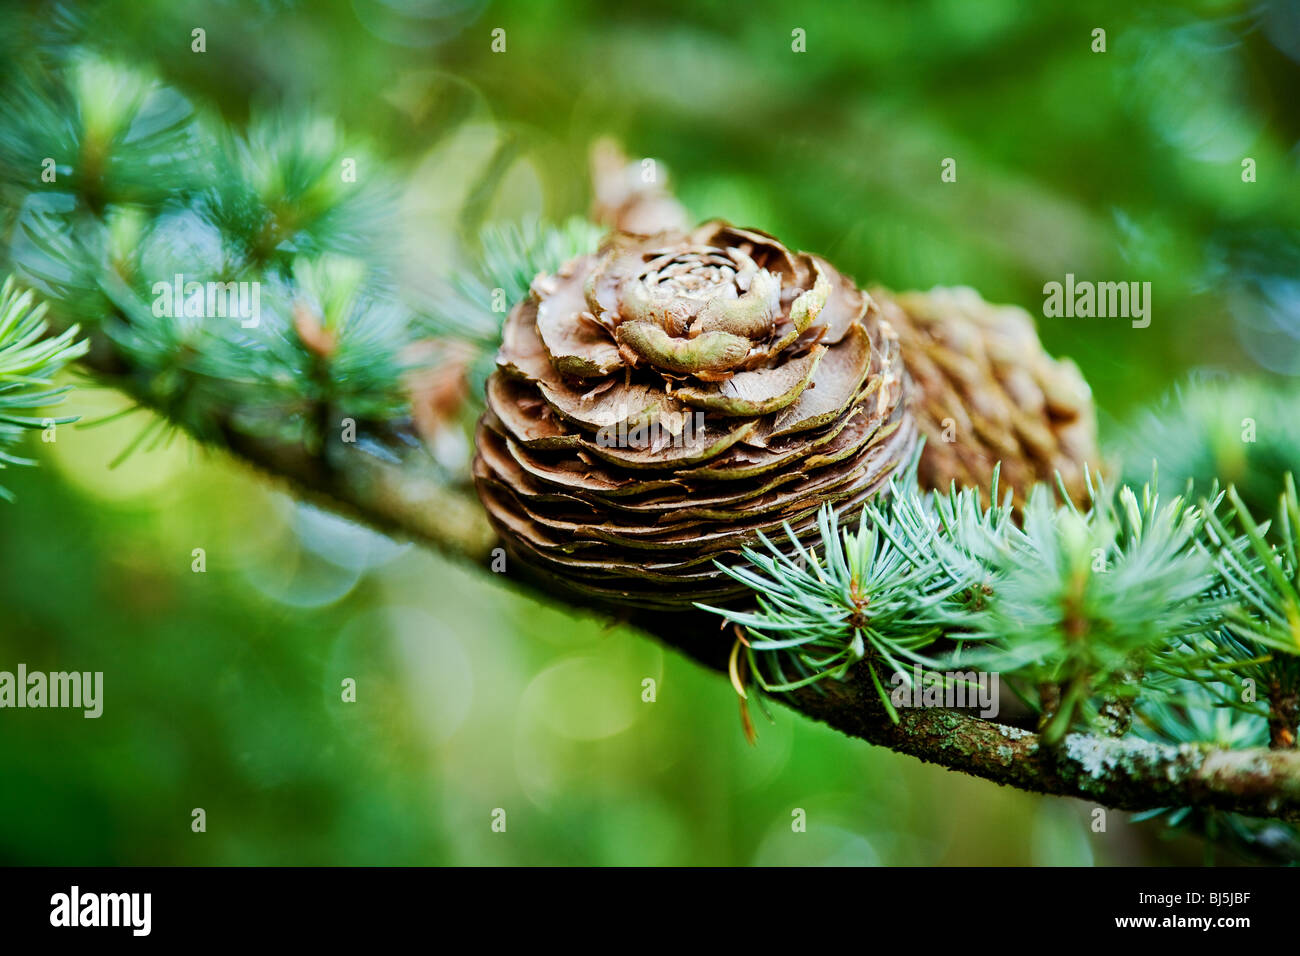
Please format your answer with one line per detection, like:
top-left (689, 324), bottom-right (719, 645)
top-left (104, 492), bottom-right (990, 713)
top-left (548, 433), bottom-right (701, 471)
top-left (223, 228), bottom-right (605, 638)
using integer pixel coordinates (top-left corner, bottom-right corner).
top-left (2, 0), bottom-right (1299, 864)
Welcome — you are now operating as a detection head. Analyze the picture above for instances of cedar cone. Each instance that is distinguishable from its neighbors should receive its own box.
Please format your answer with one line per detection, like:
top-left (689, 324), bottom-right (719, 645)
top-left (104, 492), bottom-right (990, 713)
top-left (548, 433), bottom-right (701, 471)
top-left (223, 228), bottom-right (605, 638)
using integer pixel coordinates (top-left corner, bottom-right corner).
top-left (873, 285), bottom-right (1100, 507)
top-left (589, 137), bottom-right (690, 237)
top-left (473, 221), bottom-right (918, 609)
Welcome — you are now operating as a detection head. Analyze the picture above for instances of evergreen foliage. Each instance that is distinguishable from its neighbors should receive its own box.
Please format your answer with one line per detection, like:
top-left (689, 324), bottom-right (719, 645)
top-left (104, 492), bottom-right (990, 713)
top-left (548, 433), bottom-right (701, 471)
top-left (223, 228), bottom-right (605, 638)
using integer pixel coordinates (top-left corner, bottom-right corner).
top-left (3, 7), bottom-right (1300, 865)
top-left (0, 276), bottom-right (85, 499)
top-left (702, 457), bottom-right (1300, 860)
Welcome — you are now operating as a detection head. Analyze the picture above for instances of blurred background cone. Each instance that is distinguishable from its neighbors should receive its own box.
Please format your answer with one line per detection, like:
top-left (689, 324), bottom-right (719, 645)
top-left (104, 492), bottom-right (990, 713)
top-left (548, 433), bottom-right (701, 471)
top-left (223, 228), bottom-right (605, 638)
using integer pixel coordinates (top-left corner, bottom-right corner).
top-left (874, 286), bottom-right (1102, 506)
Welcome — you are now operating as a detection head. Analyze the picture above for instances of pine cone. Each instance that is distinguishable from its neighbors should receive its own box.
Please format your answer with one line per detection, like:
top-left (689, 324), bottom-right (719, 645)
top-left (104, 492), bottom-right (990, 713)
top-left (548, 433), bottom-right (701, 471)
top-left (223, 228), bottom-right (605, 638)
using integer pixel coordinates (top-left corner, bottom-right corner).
top-left (589, 137), bottom-right (690, 237)
top-left (474, 221), bottom-right (918, 609)
top-left (873, 286), bottom-right (1100, 506)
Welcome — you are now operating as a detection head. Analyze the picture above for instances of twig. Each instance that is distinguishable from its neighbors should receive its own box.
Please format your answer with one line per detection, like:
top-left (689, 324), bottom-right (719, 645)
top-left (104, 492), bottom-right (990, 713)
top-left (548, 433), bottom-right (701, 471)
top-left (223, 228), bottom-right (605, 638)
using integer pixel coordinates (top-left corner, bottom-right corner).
top-left (81, 360), bottom-right (1300, 820)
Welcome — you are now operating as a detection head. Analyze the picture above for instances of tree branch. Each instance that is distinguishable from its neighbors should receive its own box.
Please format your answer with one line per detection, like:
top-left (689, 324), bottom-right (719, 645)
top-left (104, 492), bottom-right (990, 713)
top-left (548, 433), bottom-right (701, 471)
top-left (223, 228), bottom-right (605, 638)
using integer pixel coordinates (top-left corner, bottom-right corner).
top-left (787, 672), bottom-right (1300, 819)
top-left (84, 360), bottom-right (1300, 822)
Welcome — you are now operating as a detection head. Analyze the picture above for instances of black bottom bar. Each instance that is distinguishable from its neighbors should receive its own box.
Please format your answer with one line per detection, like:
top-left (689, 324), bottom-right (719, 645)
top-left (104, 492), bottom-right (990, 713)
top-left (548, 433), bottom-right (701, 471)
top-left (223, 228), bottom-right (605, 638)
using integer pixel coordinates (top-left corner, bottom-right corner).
top-left (0, 866), bottom-right (1288, 942)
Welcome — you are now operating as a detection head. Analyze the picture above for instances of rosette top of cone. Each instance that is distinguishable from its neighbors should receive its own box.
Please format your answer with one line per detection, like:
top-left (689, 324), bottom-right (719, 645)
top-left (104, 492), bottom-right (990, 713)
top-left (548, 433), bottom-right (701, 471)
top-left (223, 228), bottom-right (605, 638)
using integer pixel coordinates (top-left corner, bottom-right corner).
top-left (474, 221), bottom-right (918, 609)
